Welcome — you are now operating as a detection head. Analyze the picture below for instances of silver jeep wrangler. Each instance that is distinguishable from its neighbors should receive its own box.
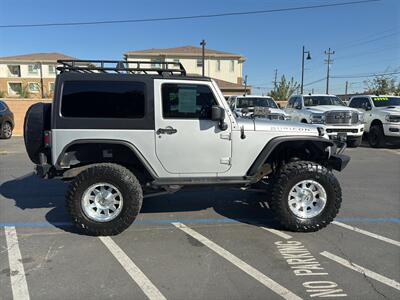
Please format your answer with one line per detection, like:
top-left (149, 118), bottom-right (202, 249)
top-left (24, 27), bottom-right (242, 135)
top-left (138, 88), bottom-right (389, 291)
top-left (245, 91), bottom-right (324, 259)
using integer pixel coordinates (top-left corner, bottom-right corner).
top-left (24, 60), bottom-right (349, 235)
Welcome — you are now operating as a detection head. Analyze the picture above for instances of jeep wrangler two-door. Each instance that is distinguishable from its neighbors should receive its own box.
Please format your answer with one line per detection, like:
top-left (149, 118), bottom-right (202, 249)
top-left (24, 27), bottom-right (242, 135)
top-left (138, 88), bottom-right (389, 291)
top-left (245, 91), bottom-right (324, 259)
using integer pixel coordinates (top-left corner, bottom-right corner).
top-left (24, 60), bottom-right (349, 235)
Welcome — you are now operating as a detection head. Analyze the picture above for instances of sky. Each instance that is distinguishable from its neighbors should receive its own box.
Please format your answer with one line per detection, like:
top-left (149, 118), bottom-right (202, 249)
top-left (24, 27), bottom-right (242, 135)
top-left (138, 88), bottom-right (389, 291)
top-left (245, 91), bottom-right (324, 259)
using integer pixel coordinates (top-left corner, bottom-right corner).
top-left (0, 0), bottom-right (399, 95)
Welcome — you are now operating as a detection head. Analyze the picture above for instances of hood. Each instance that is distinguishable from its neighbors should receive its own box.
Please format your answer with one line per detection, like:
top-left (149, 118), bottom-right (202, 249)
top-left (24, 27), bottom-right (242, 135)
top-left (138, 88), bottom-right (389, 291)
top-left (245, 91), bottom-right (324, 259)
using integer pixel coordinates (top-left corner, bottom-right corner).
top-left (304, 105), bottom-right (357, 113)
top-left (374, 106), bottom-right (400, 115)
top-left (235, 107), bottom-right (289, 117)
top-left (236, 118), bottom-right (319, 135)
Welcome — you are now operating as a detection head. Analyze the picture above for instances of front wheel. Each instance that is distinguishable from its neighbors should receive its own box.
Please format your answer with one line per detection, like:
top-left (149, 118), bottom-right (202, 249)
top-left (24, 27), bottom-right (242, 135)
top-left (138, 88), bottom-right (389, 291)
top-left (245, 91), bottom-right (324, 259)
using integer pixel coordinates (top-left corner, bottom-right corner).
top-left (270, 161), bottom-right (342, 232)
top-left (0, 122), bottom-right (12, 139)
top-left (368, 125), bottom-right (385, 148)
top-left (66, 163), bottom-right (143, 236)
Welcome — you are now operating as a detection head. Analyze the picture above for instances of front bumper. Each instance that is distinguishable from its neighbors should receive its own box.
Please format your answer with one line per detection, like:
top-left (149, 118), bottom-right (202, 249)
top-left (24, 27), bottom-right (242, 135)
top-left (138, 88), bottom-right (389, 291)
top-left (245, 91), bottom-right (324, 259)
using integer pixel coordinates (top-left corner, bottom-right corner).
top-left (383, 123), bottom-right (400, 138)
top-left (325, 123), bottom-right (364, 138)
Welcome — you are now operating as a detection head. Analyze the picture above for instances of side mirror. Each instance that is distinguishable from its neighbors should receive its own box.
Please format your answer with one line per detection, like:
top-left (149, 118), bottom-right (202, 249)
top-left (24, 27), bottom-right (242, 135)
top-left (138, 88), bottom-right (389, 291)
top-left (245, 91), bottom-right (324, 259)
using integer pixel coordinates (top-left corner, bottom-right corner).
top-left (211, 105), bottom-right (225, 121)
top-left (211, 105), bottom-right (228, 131)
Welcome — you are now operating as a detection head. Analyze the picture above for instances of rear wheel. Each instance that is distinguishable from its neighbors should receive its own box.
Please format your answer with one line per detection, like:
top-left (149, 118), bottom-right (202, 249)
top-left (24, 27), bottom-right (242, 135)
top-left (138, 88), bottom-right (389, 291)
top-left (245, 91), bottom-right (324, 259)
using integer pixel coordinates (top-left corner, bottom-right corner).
top-left (0, 122), bottom-right (12, 139)
top-left (347, 136), bottom-right (362, 148)
top-left (66, 163), bottom-right (143, 235)
top-left (368, 125), bottom-right (385, 148)
top-left (270, 161), bottom-right (341, 232)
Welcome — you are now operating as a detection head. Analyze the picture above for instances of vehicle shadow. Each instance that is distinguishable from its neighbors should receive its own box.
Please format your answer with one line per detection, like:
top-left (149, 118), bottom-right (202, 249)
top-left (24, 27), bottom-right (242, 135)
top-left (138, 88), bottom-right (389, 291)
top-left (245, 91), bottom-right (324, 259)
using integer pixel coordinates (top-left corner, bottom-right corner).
top-left (0, 173), bottom-right (281, 234)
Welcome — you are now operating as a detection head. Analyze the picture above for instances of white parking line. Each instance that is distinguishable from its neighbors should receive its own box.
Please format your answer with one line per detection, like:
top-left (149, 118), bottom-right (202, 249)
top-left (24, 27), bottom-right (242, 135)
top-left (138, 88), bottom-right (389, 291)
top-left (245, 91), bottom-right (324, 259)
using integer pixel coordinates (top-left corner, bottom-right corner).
top-left (4, 226), bottom-right (30, 300)
top-left (320, 251), bottom-right (400, 291)
top-left (332, 221), bottom-right (400, 247)
top-left (99, 236), bottom-right (166, 300)
top-left (173, 222), bottom-right (302, 300)
top-left (261, 227), bottom-right (293, 240)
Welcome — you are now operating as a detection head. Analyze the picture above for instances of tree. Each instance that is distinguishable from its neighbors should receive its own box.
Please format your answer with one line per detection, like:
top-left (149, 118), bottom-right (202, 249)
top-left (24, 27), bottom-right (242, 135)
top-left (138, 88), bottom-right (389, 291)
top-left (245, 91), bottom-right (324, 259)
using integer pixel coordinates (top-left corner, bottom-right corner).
top-left (268, 75), bottom-right (299, 101)
top-left (364, 72), bottom-right (400, 95)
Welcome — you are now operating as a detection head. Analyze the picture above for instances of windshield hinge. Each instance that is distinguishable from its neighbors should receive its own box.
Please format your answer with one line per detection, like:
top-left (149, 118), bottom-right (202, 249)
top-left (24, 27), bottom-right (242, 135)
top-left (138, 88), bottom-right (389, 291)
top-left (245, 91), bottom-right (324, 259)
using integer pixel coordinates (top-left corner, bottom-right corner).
top-left (220, 133), bottom-right (231, 140)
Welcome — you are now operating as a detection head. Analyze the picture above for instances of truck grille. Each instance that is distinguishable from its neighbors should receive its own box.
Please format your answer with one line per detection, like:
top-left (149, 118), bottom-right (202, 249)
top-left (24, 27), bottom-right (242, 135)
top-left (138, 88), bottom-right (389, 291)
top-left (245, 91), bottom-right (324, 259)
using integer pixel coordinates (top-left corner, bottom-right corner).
top-left (325, 111), bottom-right (358, 124)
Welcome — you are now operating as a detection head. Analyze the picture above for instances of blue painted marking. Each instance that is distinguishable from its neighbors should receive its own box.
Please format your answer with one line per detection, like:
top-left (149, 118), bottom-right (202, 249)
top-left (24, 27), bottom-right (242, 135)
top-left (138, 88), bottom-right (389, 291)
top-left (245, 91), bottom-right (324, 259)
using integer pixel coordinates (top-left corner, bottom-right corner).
top-left (0, 217), bottom-right (399, 228)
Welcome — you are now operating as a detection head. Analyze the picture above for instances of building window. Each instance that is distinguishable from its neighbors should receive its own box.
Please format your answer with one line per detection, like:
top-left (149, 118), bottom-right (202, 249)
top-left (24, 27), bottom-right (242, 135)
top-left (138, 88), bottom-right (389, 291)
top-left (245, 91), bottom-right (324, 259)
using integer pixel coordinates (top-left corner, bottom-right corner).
top-left (8, 65), bottom-right (21, 77)
top-left (216, 60), bottom-right (221, 72)
top-left (7, 82), bottom-right (22, 96)
top-left (151, 59), bottom-right (161, 68)
top-left (197, 58), bottom-right (203, 68)
top-left (49, 82), bottom-right (55, 92)
top-left (229, 60), bottom-right (234, 72)
top-left (48, 65), bottom-right (56, 74)
top-left (28, 82), bottom-right (40, 93)
top-left (28, 64), bottom-right (39, 74)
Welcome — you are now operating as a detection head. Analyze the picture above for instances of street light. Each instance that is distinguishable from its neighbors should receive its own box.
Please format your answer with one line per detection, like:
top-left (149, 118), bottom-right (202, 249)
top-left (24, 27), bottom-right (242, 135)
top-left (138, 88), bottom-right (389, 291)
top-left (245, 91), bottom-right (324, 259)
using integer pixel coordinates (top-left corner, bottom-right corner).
top-left (300, 46), bottom-right (311, 94)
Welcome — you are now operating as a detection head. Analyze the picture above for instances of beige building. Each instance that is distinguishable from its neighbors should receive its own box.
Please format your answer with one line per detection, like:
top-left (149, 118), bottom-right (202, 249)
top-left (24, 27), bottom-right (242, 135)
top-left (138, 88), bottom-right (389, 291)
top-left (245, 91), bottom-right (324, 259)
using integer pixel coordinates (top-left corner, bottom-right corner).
top-left (124, 46), bottom-right (250, 96)
top-left (0, 52), bottom-right (75, 98)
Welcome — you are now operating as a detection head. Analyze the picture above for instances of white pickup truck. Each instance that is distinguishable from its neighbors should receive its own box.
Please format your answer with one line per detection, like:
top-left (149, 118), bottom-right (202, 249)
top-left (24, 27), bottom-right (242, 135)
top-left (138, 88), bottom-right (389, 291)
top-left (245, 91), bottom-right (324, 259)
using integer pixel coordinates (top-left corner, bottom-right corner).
top-left (228, 95), bottom-right (291, 120)
top-left (285, 94), bottom-right (364, 147)
top-left (348, 95), bottom-right (400, 147)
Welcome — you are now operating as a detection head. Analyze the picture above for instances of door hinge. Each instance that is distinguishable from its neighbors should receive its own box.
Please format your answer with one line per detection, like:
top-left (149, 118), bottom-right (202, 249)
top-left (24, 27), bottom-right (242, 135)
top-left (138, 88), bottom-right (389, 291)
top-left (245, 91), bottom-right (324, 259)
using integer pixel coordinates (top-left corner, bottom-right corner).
top-left (220, 133), bottom-right (231, 140)
top-left (220, 157), bottom-right (231, 165)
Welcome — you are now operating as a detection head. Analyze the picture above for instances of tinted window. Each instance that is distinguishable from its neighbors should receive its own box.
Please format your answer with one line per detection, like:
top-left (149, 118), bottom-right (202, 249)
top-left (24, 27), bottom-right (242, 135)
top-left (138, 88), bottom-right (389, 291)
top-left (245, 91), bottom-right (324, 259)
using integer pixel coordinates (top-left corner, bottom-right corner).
top-left (372, 96), bottom-right (400, 107)
top-left (162, 84), bottom-right (217, 119)
top-left (304, 96), bottom-right (344, 106)
top-left (349, 98), bottom-right (361, 108)
top-left (294, 97), bottom-right (302, 108)
top-left (61, 81), bottom-right (145, 118)
top-left (287, 97), bottom-right (295, 108)
top-left (236, 97), bottom-right (278, 109)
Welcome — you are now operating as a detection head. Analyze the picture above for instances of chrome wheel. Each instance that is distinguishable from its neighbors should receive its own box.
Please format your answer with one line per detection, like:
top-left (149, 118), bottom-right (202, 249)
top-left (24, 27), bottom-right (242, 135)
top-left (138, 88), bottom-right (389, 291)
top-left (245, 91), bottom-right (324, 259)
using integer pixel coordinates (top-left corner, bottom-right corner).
top-left (288, 180), bottom-right (327, 219)
top-left (81, 183), bottom-right (123, 222)
top-left (2, 122), bottom-right (12, 138)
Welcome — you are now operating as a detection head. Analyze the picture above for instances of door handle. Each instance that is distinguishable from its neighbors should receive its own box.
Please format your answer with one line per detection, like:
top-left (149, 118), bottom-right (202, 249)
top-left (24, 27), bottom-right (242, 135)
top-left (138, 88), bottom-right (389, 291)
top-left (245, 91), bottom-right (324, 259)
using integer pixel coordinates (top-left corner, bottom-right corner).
top-left (156, 126), bottom-right (177, 135)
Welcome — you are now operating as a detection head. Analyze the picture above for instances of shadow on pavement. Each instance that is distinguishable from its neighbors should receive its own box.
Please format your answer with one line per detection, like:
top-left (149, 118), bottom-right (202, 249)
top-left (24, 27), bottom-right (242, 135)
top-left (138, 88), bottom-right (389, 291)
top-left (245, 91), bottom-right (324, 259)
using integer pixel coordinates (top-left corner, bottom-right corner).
top-left (0, 173), bottom-right (280, 234)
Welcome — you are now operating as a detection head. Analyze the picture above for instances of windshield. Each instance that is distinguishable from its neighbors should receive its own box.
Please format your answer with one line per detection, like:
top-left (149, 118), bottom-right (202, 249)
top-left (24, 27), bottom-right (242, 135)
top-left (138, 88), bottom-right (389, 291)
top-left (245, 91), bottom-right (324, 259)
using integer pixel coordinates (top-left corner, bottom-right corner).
top-left (372, 96), bottom-right (400, 107)
top-left (236, 97), bottom-right (278, 109)
top-left (304, 96), bottom-right (345, 106)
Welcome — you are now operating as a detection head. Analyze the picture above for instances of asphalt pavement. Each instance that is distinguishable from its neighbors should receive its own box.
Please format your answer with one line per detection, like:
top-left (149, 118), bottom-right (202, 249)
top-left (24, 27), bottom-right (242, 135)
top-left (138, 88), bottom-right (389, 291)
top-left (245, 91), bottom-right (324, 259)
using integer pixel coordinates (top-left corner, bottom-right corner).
top-left (0, 137), bottom-right (399, 300)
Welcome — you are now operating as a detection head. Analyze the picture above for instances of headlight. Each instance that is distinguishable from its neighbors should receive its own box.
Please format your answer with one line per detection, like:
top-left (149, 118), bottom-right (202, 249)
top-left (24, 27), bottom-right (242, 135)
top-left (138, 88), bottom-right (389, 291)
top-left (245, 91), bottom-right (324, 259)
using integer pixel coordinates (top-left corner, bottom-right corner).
top-left (385, 115), bottom-right (400, 123)
top-left (358, 112), bottom-right (365, 123)
top-left (310, 113), bottom-right (325, 124)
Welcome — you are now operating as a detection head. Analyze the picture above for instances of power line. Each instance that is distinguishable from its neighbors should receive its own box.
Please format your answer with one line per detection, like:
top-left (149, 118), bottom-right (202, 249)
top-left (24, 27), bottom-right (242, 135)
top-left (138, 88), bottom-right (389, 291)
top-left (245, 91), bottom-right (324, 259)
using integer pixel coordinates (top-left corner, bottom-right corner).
top-left (0, 0), bottom-right (380, 28)
top-left (303, 77), bottom-right (327, 86)
top-left (331, 71), bottom-right (400, 78)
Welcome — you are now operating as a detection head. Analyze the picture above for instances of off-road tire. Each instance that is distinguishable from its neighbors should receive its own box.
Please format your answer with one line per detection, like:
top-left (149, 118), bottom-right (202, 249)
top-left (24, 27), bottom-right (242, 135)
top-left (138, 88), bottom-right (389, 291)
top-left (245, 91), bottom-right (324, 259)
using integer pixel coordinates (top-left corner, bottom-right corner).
top-left (270, 161), bottom-right (341, 232)
top-left (368, 125), bottom-right (385, 148)
top-left (347, 136), bottom-right (362, 148)
top-left (66, 163), bottom-right (143, 236)
top-left (0, 122), bottom-right (12, 139)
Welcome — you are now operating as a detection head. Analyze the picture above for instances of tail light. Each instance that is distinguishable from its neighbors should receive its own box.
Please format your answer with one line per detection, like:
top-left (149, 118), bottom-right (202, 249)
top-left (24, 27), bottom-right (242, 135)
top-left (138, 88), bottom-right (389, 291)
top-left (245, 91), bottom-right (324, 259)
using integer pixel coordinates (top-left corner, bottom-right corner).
top-left (43, 131), bottom-right (51, 148)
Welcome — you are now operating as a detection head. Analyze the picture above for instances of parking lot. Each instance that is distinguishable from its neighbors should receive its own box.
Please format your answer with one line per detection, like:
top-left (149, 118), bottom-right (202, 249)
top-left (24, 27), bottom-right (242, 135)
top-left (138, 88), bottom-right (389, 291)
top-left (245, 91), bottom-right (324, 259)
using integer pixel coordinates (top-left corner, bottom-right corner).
top-left (0, 137), bottom-right (399, 300)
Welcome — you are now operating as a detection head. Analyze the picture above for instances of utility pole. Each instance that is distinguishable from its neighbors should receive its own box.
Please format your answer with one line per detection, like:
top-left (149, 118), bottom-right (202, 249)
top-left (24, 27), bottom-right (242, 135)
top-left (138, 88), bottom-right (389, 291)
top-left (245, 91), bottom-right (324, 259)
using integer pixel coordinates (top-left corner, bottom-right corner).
top-left (200, 39), bottom-right (206, 77)
top-left (38, 62), bottom-right (44, 98)
top-left (345, 81), bottom-right (348, 100)
top-left (300, 46), bottom-right (311, 94)
top-left (243, 75), bottom-right (248, 96)
top-left (273, 68), bottom-right (278, 91)
top-left (324, 48), bottom-right (335, 94)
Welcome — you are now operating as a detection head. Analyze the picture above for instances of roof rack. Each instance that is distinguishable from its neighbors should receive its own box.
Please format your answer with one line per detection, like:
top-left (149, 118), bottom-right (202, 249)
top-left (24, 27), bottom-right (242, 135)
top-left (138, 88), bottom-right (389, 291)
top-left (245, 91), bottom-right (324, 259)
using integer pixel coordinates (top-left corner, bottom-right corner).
top-left (57, 59), bottom-right (187, 76)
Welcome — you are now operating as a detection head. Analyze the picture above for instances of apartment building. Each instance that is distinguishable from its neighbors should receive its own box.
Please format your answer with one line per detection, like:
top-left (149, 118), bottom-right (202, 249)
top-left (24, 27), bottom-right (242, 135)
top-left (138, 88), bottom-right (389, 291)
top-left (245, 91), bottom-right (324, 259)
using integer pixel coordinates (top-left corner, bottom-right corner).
top-left (124, 46), bottom-right (250, 96)
top-left (0, 52), bottom-right (75, 98)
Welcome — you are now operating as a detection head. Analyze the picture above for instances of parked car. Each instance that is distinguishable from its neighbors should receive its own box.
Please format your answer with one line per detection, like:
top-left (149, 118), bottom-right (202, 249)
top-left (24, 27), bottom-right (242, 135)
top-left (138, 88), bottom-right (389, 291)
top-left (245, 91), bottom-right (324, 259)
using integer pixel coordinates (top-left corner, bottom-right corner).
top-left (348, 95), bottom-right (400, 147)
top-left (24, 59), bottom-right (349, 235)
top-left (228, 95), bottom-right (290, 120)
top-left (0, 100), bottom-right (14, 139)
top-left (285, 94), bottom-right (364, 147)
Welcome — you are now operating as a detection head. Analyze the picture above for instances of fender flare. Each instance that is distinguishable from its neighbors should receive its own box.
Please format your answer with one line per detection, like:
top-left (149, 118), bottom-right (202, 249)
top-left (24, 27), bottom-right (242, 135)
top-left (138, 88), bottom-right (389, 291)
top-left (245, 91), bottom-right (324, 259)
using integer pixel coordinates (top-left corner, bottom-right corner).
top-left (247, 136), bottom-right (334, 176)
top-left (55, 139), bottom-right (158, 179)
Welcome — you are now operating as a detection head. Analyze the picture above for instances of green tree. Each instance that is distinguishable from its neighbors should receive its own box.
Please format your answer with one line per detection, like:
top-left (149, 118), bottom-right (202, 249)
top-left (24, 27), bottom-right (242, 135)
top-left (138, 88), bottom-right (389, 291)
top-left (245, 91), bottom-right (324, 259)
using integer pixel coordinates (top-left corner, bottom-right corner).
top-left (364, 73), bottom-right (400, 95)
top-left (268, 75), bottom-right (299, 101)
